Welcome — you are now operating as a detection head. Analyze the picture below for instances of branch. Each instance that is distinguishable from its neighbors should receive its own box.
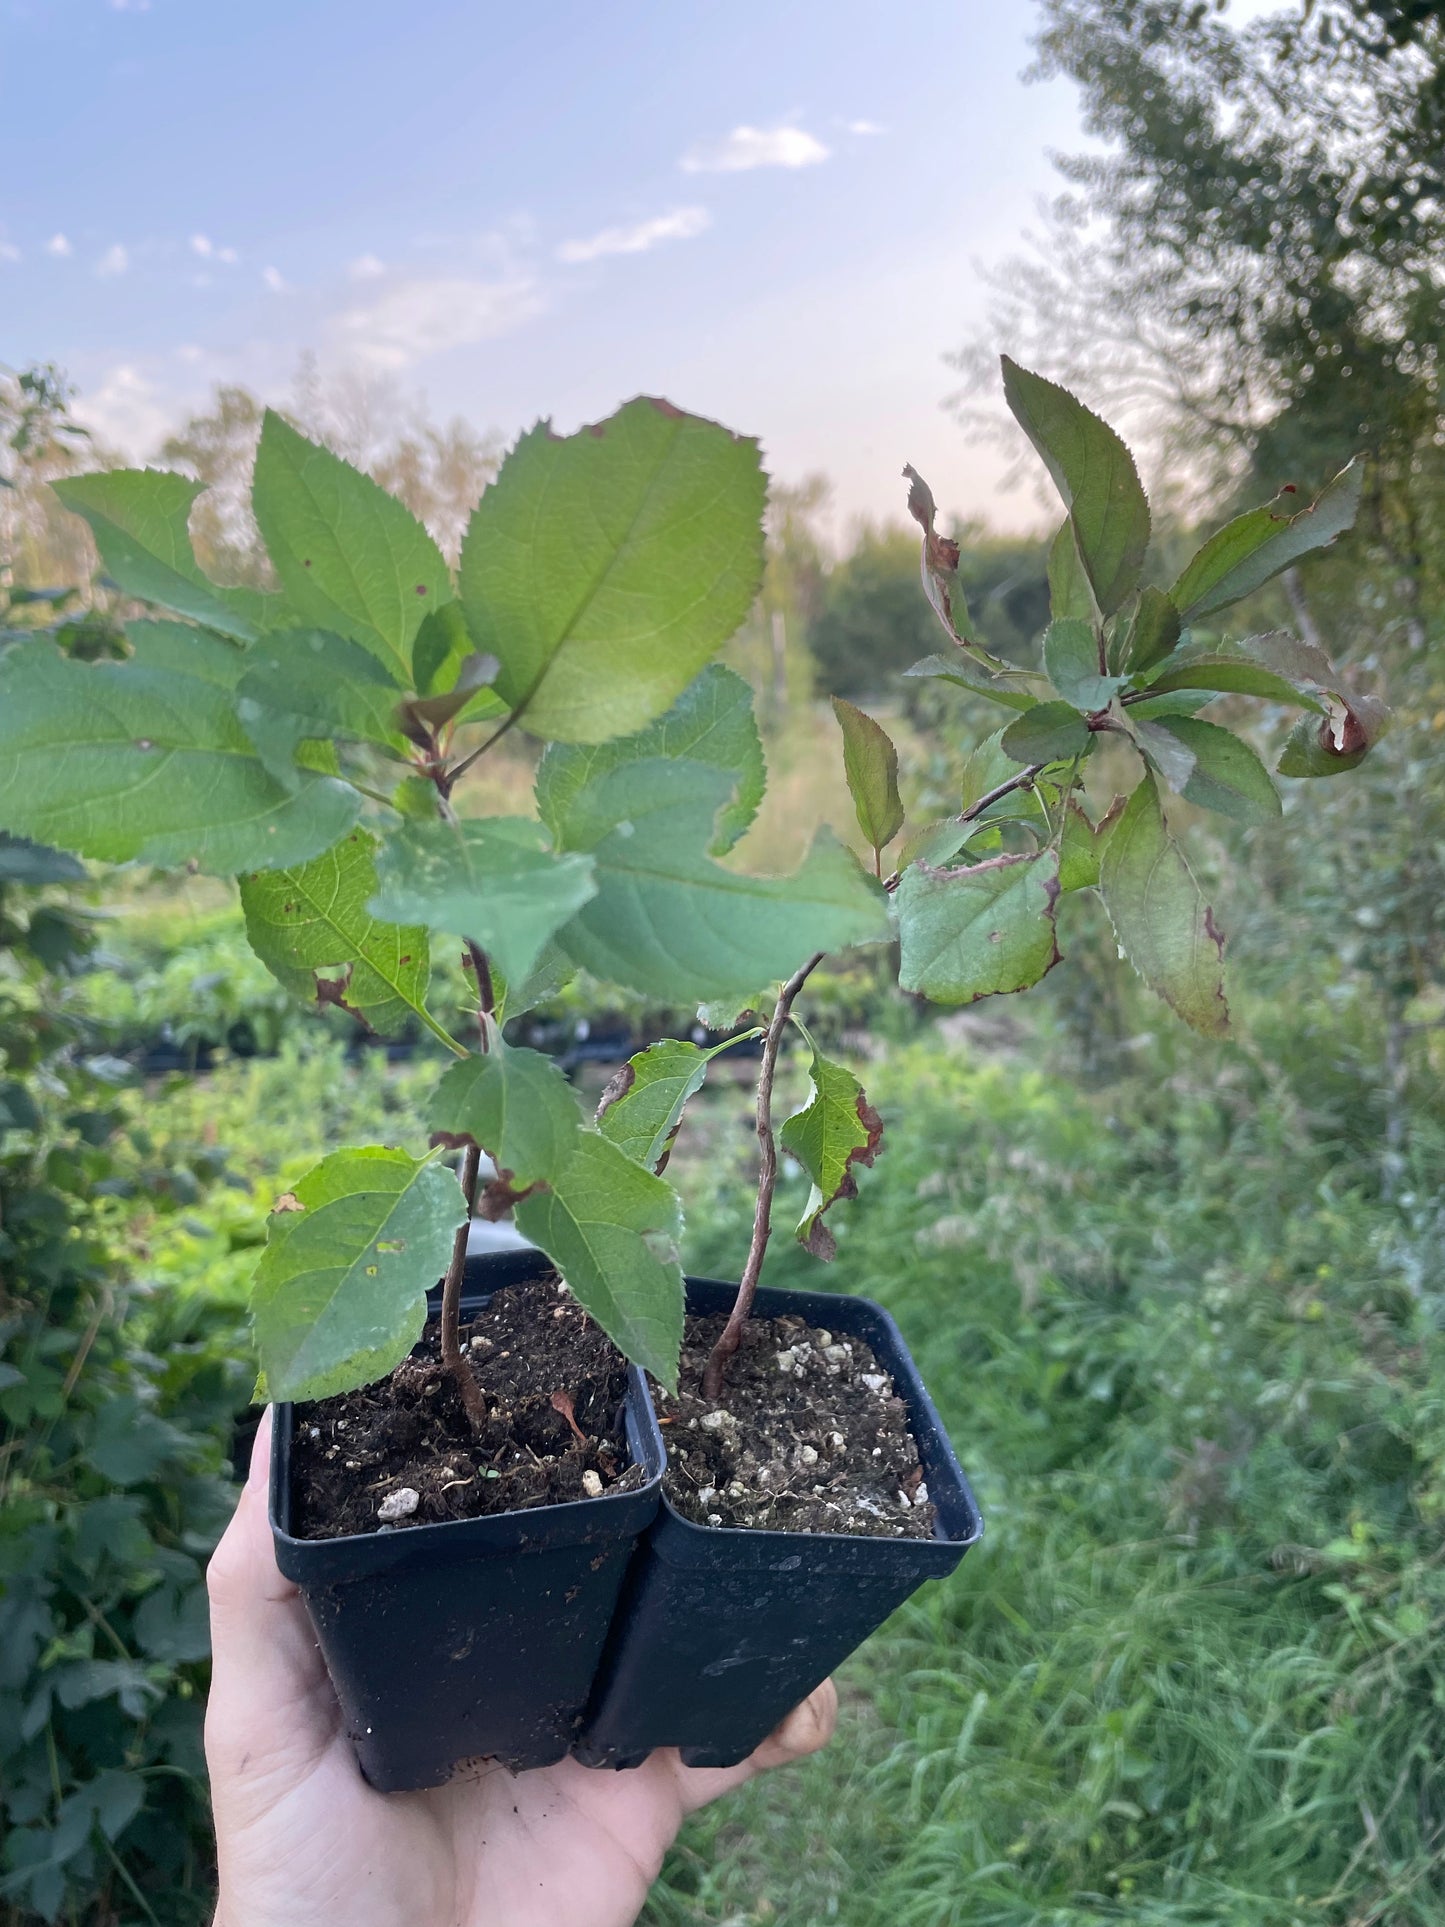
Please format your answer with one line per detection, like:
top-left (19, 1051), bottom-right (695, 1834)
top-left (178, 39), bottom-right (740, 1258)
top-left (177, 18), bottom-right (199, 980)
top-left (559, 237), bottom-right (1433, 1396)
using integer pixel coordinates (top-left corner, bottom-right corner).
top-left (701, 951), bottom-right (825, 1401)
top-left (438, 1141), bottom-right (488, 1431)
top-left (883, 762), bottom-right (1046, 893)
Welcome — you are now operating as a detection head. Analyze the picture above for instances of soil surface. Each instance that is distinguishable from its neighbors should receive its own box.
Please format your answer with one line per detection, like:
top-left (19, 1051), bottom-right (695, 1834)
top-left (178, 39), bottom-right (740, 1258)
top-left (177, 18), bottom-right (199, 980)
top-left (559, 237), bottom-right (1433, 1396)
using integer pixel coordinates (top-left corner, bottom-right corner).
top-left (657, 1312), bottom-right (936, 1539)
top-left (289, 1275), bottom-right (645, 1540)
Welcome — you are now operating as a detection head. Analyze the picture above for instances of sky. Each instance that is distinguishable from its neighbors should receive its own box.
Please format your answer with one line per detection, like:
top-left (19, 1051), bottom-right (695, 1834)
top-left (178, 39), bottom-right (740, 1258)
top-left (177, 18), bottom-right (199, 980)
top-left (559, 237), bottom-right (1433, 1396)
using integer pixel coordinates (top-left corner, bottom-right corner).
top-left (0, 0), bottom-right (1278, 536)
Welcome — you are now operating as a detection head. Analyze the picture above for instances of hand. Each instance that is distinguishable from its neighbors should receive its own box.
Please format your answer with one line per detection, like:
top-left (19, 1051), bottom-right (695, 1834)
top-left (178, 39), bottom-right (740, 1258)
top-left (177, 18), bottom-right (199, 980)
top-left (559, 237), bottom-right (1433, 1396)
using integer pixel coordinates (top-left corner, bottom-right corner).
top-left (206, 1411), bottom-right (835, 1927)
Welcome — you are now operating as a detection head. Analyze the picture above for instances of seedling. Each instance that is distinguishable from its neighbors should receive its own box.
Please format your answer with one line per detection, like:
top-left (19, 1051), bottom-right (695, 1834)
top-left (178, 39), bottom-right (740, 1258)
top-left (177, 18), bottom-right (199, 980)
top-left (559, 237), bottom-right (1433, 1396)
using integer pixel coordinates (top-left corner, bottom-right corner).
top-left (0, 363), bottom-right (1384, 1434)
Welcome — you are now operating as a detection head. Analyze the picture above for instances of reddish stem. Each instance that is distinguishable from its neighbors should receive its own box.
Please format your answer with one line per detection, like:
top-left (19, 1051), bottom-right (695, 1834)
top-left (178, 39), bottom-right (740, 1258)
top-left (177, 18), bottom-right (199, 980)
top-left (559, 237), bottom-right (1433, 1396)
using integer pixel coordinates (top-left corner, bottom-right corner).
top-left (439, 1140), bottom-right (488, 1431)
top-left (701, 951), bottom-right (825, 1401)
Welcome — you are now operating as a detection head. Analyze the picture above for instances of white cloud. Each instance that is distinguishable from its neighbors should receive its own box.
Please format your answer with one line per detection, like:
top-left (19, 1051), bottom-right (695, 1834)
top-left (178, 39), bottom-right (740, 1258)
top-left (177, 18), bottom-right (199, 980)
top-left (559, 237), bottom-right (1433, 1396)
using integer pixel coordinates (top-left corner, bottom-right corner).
top-left (261, 265), bottom-right (288, 293)
top-left (216, 245), bottom-right (238, 264)
top-left (96, 243), bottom-right (129, 277)
top-left (72, 363), bottom-right (172, 455)
top-left (557, 206), bottom-right (710, 266)
top-left (847, 119), bottom-right (884, 136)
top-left (333, 272), bottom-right (541, 371)
top-left (681, 123), bottom-right (829, 174)
top-left (109, 1), bottom-right (153, 11)
top-left (348, 253), bottom-right (387, 280)
top-left (45, 233), bottom-right (73, 257)
top-left (0, 243), bottom-right (19, 264)
top-left (175, 343), bottom-right (205, 364)
top-left (190, 233), bottom-right (236, 261)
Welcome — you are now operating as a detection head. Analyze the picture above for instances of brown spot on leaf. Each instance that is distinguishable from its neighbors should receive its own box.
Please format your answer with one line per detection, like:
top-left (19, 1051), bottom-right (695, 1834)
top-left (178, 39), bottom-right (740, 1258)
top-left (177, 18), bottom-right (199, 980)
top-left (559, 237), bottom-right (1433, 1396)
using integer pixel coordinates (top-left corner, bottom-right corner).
top-left (415, 584), bottom-right (428, 595)
top-left (272, 1192), bottom-right (304, 1214)
top-left (594, 1061), bottom-right (635, 1124)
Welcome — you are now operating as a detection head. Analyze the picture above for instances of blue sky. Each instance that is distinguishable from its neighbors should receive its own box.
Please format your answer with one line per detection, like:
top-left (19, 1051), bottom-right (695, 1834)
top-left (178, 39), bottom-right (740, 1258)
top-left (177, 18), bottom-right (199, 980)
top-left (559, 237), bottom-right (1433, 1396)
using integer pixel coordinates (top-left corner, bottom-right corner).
top-left (0, 0), bottom-right (1270, 532)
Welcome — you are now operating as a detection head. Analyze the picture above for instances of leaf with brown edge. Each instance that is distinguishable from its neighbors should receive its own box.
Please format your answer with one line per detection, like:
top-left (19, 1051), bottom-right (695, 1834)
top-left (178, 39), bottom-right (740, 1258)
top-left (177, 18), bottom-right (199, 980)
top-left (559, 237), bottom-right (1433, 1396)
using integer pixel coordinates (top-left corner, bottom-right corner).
top-left (1099, 774), bottom-right (1229, 1038)
top-left (778, 1026), bottom-right (884, 1260)
top-left (903, 463), bottom-right (972, 642)
top-left (896, 849), bottom-right (1062, 1006)
top-left (595, 1034), bottom-right (756, 1174)
top-left (1277, 693), bottom-right (1391, 778)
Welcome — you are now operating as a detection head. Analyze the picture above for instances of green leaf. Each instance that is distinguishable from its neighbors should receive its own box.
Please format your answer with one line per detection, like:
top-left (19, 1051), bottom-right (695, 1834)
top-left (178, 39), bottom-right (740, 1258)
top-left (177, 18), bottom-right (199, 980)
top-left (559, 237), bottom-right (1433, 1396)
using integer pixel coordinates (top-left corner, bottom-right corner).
top-left (458, 398), bottom-right (765, 744)
top-left (1138, 634), bottom-right (1330, 710)
top-left (0, 642), bottom-right (361, 874)
top-left (1277, 693), bottom-right (1391, 778)
top-left (0, 833), bottom-right (86, 885)
top-left (412, 600), bottom-right (473, 693)
top-left (397, 652), bottom-right (501, 740)
top-left (514, 1133), bottom-right (684, 1386)
top-left (831, 697), bottom-right (904, 857)
top-left (1125, 689), bottom-right (1215, 722)
top-left (904, 464), bottom-right (974, 641)
top-left (236, 628), bottom-right (409, 788)
top-left (896, 849), bottom-right (1062, 1005)
top-left (250, 1147), bottom-right (466, 1401)
top-left (428, 1022), bottom-right (583, 1185)
top-left (778, 1029), bottom-right (884, 1259)
top-left (549, 757), bottom-right (889, 1003)
top-left (1099, 775), bottom-right (1229, 1038)
top-left (1170, 461), bottom-right (1364, 622)
top-left (1047, 517), bottom-right (1099, 622)
top-left (240, 828), bottom-right (446, 1041)
top-left (903, 651), bottom-right (1049, 713)
top-left (1144, 717), bottom-right (1281, 823)
top-left (1131, 716), bottom-right (1199, 794)
top-left (596, 1034), bottom-right (751, 1173)
top-left (1042, 617), bottom-right (1121, 713)
top-left (368, 817), bottom-right (598, 988)
top-left (1000, 701), bottom-right (1094, 766)
top-left (1057, 797), bottom-right (1123, 893)
top-left (492, 943), bottom-right (577, 1023)
top-left (52, 470), bottom-right (273, 642)
top-left (536, 663), bottom-right (764, 858)
top-left (124, 618), bottom-right (248, 687)
top-left (251, 410), bottom-right (451, 682)
top-left (1120, 587), bottom-right (1182, 677)
top-left (1000, 357), bottom-right (1151, 617)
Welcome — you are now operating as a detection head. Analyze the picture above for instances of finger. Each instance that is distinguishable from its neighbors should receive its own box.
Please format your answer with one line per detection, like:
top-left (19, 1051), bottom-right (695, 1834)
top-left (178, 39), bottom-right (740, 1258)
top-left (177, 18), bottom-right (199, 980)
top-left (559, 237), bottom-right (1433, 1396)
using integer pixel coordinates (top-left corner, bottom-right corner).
top-left (205, 1409), bottom-right (338, 1780)
top-left (671, 1678), bottom-right (838, 1813)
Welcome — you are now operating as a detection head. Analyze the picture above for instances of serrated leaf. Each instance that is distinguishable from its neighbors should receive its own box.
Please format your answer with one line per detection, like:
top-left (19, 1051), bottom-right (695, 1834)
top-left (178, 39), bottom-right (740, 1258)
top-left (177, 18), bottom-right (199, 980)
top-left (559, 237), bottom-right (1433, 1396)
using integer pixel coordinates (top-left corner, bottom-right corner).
top-left (458, 399), bottom-right (765, 744)
top-left (896, 849), bottom-right (1062, 1005)
top-left (1125, 689), bottom-right (1215, 722)
top-left (1139, 634), bottom-right (1330, 710)
top-left (831, 697), bottom-right (904, 857)
top-left (537, 663), bottom-right (764, 858)
top-left (250, 1147), bottom-right (466, 1401)
top-left (1146, 717), bottom-right (1281, 823)
top-left (52, 470), bottom-right (274, 642)
top-left (397, 652), bottom-right (500, 741)
top-left (429, 1021), bottom-right (582, 1185)
top-left (1042, 617), bottom-right (1121, 713)
top-left (252, 411), bottom-right (451, 683)
top-left (368, 817), bottom-right (597, 988)
top-left (903, 651), bottom-right (1049, 713)
top-left (1000, 701), bottom-right (1094, 766)
top-left (239, 828), bottom-right (443, 1039)
top-left (1132, 716), bottom-right (1199, 793)
top-left (0, 833), bottom-right (86, 884)
top-left (0, 642), bottom-right (360, 874)
top-left (1100, 775), bottom-right (1229, 1037)
top-left (492, 943), bottom-right (577, 1022)
top-left (514, 1133), bottom-right (684, 1386)
top-left (1057, 796), bottom-right (1124, 892)
top-left (236, 628), bottom-right (409, 789)
top-left (1047, 516), bottom-right (1098, 622)
top-left (778, 1029), bottom-right (883, 1259)
top-left (412, 600), bottom-right (473, 693)
top-left (1120, 587), bottom-right (1182, 677)
top-left (549, 757), bottom-right (889, 1003)
top-left (903, 463), bottom-right (974, 641)
top-left (1277, 693), bottom-right (1391, 778)
top-left (596, 1035), bottom-right (750, 1172)
top-left (1001, 358), bottom-right (1150, 617)
top-left (1170, 461), bottom-right (1363, 622)
top-left (125, 618), bottom-right (249, 687)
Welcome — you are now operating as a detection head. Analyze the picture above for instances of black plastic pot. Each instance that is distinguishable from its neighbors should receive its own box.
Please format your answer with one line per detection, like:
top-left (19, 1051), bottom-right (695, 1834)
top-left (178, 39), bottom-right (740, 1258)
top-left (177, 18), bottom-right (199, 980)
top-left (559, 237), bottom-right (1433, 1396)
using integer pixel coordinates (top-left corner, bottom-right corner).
top-left (268, 1248), bottom-right (665, 1792)
top-left (574, 1277), bottom-right (983, 1771)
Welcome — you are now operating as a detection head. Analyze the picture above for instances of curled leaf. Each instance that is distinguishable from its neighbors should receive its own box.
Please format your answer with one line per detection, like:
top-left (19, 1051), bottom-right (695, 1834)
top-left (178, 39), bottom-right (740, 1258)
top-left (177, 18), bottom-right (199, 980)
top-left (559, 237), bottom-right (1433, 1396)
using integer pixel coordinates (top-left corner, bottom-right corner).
top-left (779, 1030), bottom-right (884, 1260)
top-left (1277, 693), bottom-right (1391, 778)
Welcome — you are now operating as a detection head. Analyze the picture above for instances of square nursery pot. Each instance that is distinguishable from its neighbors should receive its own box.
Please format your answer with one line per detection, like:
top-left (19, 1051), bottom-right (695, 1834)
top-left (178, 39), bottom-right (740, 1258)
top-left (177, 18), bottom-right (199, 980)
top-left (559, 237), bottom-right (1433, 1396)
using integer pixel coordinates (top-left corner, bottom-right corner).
top-left (574, 1277), bottom-right (983, 1771)
top-left (269, 1248), bottom-right (665, 1792)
